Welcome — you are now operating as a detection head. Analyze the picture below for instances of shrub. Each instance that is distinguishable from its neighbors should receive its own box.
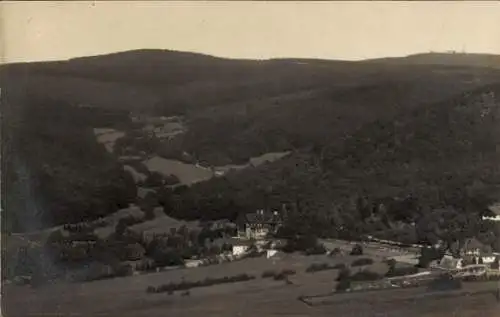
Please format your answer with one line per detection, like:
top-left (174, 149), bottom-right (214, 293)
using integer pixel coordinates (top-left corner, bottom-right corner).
top-left (428, 274), bottom-right (462, 291)
top-left (146, 273), bottom-right (256, 294)
top-left (329, 248), bottom-right (342, 256)
top-left (262, 269), bottom-right (296, 280)
top-left (273, 269), bottom-right (296, 281)
top-left (305, 263), bottom-right (347, 273)
top-left (417, 247), bottom-right (444, 268)
top-left (351, 258), bottom-right (374, 267)
top-left (282, 234), bottom-right (323, 254)
top-left (306, 263), bottom-right (331, 273)
top-left (350, 244), bottom-right (363, 256)
top-left (336, 268), bottom-right (351, 282)
top-left (385, 258), bottom-right (397, 268)
top-left (333, 263), bottom-right (347, 270)
top-left (305, 243), bottom-right (327, 255)
top-left (386, 265), bottom-right (419, 278)
top-left (350, 270), bottom-right (381, 282)
top-left (336, 279), bottom-right (351, 292)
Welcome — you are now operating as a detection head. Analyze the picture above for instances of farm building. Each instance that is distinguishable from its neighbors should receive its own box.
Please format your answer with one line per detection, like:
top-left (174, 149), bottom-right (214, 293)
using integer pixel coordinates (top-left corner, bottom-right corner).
top-left (236, 209), bottom-right (284, 240)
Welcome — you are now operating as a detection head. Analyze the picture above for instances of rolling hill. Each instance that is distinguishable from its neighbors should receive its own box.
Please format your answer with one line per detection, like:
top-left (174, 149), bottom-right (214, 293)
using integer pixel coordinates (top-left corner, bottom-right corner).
top-left (2, 50), bottom-right (500, 234)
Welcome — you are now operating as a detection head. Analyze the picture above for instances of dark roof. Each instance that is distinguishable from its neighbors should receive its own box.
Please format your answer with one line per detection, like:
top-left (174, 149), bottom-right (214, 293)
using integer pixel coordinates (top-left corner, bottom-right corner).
top-left (488, 203), bottom-right (500, 216)
top-left (243, 211), bottom-right (283, 224)
top-left (464, 238), bottom-right (487, 251)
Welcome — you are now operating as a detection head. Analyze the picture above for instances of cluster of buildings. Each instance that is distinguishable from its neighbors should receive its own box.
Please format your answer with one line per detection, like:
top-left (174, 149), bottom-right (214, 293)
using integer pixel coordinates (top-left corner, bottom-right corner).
top-left (230, 209), bottom-right (285, 256)
top-left (438, 237), bottom-right (500, 270)
top-left (437, 204), bottom-right (500, 271)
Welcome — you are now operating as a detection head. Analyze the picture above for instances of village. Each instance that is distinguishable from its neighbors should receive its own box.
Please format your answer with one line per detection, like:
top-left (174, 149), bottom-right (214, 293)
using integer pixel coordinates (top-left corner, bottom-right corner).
top-left (6, 202), bottom-right (500, 317)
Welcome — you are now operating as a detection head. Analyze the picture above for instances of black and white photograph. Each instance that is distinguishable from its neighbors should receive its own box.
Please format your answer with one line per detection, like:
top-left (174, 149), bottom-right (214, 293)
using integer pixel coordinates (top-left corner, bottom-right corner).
top-left (1, 1), bottom-right (500, 316)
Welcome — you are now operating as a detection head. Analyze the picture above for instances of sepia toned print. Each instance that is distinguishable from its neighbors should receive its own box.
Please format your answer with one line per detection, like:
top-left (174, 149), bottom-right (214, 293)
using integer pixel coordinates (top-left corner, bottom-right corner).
top-left (1, 1), bottom-right (500, 316)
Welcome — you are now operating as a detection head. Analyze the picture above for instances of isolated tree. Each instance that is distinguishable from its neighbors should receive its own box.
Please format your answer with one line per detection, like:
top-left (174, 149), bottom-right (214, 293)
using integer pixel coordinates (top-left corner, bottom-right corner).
top-left (115, 219), bottom-right (127, 237)
top-left (386, 258), bottom-right (397, 274)
top-left (336, 267), bottom-right (351, 282)
top-left (350, 244), bottom-right (363, 256)
top-left (145, 172), bottom-right (164, 187)
top-left (336, 278), bottom-right (351, 292)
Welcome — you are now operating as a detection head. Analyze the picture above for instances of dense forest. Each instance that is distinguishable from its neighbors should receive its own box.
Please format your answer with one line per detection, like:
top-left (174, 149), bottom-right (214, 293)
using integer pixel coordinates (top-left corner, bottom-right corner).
top-left (2, 50), bottom-right (500, 246)
top-left (157, 84), bottom-right (500, 251)
top-left (1, 92), bottom-right (137, 232)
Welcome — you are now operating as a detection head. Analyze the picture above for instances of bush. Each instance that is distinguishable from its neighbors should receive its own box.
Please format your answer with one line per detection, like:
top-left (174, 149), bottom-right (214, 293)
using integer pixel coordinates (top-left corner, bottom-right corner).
top-left (385, 258), bottom-right (397, 268)
top-left (281, 269), bottom-right (296, 276)
top-left (351, 258), bottom-right (374, 267)
top-left (336, 279), bottom-right (351, 292)
top-left (417, 247), bottom-right (444, 268)
top-left (305, 243), bottom-right (327, 255)
top-left (386, 265), bottom-right (419, 278)
top-left (350, 244), bottom-right (363, 256)
top-left (329, 248), bottom-right (342, 256)
top-left (282, 234), bottom-right (323, 254)
top-left (305, 263), bottom-right (346, 273)
top-left (273, 269), bottom-right (296, 281)
top-left (336, 268), bottom-right (351, 282)
top-left (306, 263), bottom-right (331, 273)
top-left (350, 270), bottom-right (381, 281)
top-left (333, 263), bottom-right (347, 270)
top-left (262, 269), bottom-right (296, 280)
top-left (428, 274), bottom-right (462, 291)
top-left (146, 273), bottom-right (256, 294)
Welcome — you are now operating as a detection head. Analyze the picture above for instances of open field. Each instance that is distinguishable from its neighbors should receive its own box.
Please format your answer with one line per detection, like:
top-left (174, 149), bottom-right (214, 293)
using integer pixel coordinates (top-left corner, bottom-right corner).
top-left (143, 156), bottom-right (214, 185)
top-left (93, 128), bottom-right (126, 153)
top-left (129, 214), bottom-right (200, 236)
top-left (143, 151), bottom-right (291, 186)
top-left (3, 257), bottom-right (499, 317)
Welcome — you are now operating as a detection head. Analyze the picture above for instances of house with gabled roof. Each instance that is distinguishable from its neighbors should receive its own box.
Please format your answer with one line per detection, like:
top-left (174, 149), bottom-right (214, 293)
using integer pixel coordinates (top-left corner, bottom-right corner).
top-left (236, 209), bottom-right (284, 240)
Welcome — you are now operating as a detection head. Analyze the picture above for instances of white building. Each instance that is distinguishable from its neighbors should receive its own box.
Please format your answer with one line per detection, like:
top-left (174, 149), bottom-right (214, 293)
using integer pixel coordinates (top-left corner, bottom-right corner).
top-left (231, 239), bottom-right (254, 256)
top-left (482, 203), bottom-right (500, 221)
top-left (482, 215), bottom-right (500, 222)
top-left (439, 255), bottom-right (464, 269)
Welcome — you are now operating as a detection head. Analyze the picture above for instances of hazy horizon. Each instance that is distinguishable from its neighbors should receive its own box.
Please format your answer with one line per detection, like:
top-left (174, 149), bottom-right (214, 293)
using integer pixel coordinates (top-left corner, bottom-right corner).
top-left (2, 1), bottom-right (500, 63)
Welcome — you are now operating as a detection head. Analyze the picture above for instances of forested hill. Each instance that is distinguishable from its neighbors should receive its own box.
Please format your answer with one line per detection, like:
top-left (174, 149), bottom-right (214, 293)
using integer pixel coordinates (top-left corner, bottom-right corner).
top-left (2, 50), bottom-right (500, 116)
top-left (2, 50), bottom-right (500, 234)
top-left (164, 84), bottom-right (500, 230)
top-left (367, 53), bottom-right (500, 69)
top-left (1, 90), bottom-right (137, 232)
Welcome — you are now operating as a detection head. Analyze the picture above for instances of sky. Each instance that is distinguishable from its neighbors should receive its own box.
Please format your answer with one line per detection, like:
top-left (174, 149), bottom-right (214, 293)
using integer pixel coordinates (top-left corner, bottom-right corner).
top-left (1, 1), bottom-right (500, 63)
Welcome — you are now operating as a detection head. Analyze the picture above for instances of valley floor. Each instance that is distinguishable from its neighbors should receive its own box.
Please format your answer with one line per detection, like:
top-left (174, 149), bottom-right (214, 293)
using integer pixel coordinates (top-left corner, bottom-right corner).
top-left (3, 254), bottom-right (500, 317)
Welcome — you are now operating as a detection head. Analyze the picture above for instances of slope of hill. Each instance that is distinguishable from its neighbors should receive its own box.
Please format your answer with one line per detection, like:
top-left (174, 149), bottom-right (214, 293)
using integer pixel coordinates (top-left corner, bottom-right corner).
top-left (1, 89), bottom-right (137, 232)
top-left (2, 50), bottom-right (500, 116)
top-left (367, 52), bottom-right (500, 69)
top-left (2, 50), bottom-right (500, 234)
top-left (160, 84), bottom-right (500, 244)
